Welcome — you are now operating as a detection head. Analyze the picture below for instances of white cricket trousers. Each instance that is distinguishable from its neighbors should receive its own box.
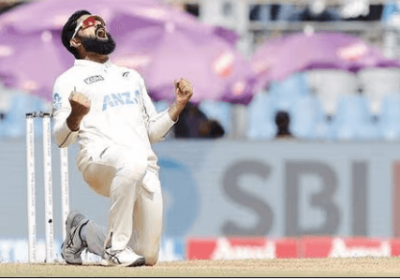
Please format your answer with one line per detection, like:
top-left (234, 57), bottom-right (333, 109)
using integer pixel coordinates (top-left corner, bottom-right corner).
top-left (81, 145), bottom-right (163, 265)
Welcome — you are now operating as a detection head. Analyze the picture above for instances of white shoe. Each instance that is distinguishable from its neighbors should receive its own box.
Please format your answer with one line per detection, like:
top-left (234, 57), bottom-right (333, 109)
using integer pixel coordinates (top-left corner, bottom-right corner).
top-left (101, 247), bottom-right (145, 267)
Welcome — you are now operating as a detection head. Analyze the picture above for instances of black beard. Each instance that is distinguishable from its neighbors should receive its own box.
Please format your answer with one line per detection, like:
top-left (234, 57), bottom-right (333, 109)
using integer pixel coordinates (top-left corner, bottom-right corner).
top-left (79, 32), bottom-right (116, 55)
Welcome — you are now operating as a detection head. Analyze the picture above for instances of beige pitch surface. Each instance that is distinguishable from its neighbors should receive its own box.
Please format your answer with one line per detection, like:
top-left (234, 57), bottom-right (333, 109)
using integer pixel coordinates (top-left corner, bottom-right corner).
top-left (1, 258), bottom-right (400, 277)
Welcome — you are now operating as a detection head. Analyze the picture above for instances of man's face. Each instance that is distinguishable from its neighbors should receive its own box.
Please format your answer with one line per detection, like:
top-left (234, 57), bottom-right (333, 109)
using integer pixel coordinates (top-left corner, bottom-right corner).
top-left (73, 14), bottom-right (116, 55)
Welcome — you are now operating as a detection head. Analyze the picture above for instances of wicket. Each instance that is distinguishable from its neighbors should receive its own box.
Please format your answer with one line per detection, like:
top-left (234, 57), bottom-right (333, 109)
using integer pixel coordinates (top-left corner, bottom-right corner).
top-left (25, 112), bottom-right (70, 263)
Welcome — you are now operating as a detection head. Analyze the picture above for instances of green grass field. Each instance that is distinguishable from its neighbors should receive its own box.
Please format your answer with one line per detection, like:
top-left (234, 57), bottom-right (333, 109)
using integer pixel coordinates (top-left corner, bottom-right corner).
top-left (1, 258), bottom-right (400, 277)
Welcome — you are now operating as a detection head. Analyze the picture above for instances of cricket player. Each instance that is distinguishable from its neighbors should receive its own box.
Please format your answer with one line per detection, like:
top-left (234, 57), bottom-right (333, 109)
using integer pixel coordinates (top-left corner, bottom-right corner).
top-left (53, 10), bottom-right (193, 267)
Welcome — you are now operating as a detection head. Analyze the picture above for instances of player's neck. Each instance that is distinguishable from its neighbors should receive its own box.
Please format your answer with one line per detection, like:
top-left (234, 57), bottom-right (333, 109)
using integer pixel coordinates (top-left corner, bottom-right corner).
top-left (83, 53), bottom-right (109, 64)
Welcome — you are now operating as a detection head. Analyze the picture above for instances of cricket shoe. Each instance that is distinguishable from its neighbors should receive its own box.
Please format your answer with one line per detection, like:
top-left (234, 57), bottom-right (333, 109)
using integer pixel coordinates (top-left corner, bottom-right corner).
top-left (100, 246), bottom-right (145, 267)
top-left (61, 210), bottom-right (89, 265)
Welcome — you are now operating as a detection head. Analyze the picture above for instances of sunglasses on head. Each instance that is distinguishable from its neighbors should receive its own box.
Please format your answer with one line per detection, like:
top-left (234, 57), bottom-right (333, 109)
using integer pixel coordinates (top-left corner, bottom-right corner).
top-left (71, 15), bottom-right (106, 41)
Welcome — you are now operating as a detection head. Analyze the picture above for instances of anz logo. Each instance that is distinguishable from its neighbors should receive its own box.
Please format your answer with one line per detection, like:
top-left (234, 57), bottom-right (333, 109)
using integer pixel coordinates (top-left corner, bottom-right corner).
top-left (103, 90), bottom-right (140, 111)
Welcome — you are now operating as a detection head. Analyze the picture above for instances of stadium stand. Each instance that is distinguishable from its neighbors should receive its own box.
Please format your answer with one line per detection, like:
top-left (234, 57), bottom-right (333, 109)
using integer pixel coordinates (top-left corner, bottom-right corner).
top-left (2, 0), bottom-right (400, 141)
top-left (357, 68), bottom-right (400, 114)
top-left (331, 94), bottom-right (379, 140)
top-left (199, 100), bottom-right (233, 136)
top-left (269, 72), bottom-right (309, 112)
top-left (0, 87), bottom-right (48, 139)
top-left (377, 92), bottom-right (400, 140)
top-left (246, 91), bottom-right (276, 140)
top-left (288, 94), bottom-right (328, 139)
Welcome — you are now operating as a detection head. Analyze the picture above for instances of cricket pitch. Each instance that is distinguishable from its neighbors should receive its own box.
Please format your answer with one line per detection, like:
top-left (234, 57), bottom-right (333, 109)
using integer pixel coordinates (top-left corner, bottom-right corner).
top-left (1, 258), bottom-right (400, 277)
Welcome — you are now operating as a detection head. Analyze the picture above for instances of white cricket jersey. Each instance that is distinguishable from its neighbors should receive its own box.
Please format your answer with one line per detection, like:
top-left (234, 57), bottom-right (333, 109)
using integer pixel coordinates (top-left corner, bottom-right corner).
top-left (52, 59), bottom-right (175, 173)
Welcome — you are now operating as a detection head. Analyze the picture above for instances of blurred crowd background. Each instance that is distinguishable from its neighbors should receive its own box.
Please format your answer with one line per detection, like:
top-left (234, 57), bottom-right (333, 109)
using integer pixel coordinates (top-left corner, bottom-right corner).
top-left (1, 0), bottom-right (400, 142)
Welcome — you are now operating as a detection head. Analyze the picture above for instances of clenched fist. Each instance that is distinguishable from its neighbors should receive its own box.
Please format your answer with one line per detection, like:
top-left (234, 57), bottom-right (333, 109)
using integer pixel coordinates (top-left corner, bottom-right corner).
top-left (67, 91), bottom-right (90, 131)
top-left (174, 78), bottom-right (193, 105)
top-left (69, 91), bottom-right (91, 118)
top-left (167, 78), bottom-right (194, 122)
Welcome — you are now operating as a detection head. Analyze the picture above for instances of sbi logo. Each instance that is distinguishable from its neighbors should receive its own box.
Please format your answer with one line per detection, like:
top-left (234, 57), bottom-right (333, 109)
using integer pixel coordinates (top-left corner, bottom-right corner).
top-left (158, 158), bottom-right (200, 237)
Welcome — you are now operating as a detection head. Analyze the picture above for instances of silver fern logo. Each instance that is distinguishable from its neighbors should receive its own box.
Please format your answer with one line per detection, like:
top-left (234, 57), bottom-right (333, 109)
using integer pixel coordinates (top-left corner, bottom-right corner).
top-left (53, 93), bottom-right (62, 110)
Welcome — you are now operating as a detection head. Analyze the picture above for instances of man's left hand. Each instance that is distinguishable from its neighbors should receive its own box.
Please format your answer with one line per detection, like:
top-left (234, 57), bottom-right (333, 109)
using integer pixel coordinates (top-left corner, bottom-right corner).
top-left (175, 78), bottom-right (193, 105)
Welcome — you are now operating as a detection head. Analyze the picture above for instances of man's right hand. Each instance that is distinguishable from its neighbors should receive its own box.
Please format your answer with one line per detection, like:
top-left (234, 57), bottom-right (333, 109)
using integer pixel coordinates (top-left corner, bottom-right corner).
top-left (66, 91), bottom-right (90, 131)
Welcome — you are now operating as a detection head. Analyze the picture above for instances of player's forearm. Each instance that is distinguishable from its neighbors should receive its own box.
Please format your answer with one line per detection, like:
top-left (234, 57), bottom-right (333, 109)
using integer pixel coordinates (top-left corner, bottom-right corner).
top-left (53, 111), bottom-right (79, 148)
top-left (66, 113), bottom-right (83, 131)
top-left (147, 110), bottom-right (176, 143)
top-left (168, 100), bottom-right (187, 122)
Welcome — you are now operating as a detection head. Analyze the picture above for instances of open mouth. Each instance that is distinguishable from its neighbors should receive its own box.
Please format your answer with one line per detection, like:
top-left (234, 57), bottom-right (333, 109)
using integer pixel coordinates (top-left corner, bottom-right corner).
top-left (96, 28), bottom-right (107, 39)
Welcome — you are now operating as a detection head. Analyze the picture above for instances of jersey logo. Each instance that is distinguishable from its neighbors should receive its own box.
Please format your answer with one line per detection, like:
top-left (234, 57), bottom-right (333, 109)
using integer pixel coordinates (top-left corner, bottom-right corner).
top-left (53, 93), bottom-right (62, 110)
top-left (84, 75), bottom-right (104, 85)
top-left (122, 71), bottom-right (130, 78)
top-left (102, 90), bottom-right (140, 111)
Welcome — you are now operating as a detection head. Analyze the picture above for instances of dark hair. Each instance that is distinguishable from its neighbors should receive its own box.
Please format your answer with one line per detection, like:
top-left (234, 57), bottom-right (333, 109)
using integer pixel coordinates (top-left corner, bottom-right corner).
top-left (61, 10), bottom-right (91, 59)
top-left (275, 110), bottom-right (292, 138)
top-left (275, 110), bottom-right (290, 126)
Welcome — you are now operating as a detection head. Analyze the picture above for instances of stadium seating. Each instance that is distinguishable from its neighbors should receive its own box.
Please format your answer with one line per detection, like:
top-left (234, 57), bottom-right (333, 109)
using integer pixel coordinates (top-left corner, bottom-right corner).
top-left (0, 91), bottom-right (47, 139)
top-left (2, 71), bottom-right (400, 142)
top-left (246, 91), bottom-right (277, 139)
top-left (269, 72), bottom-right (309, 111)
top-left (377, 93), bottom-right (400, 140)
top-left (288, 95), bottom-right (329, 139)
top-left (199, 100), bottom-right (233, 136)
top-left (306, 70), bottom-right (358, 116)
top-left (331, 95), bottom-right (379, 140)
top-left (358, 68), bottom-right (400, 114)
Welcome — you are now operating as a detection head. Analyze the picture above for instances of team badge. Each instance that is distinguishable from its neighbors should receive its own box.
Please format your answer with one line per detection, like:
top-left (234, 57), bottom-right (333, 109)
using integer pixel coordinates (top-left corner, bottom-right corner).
top-left (53, 93), bottom-right (62, 110)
